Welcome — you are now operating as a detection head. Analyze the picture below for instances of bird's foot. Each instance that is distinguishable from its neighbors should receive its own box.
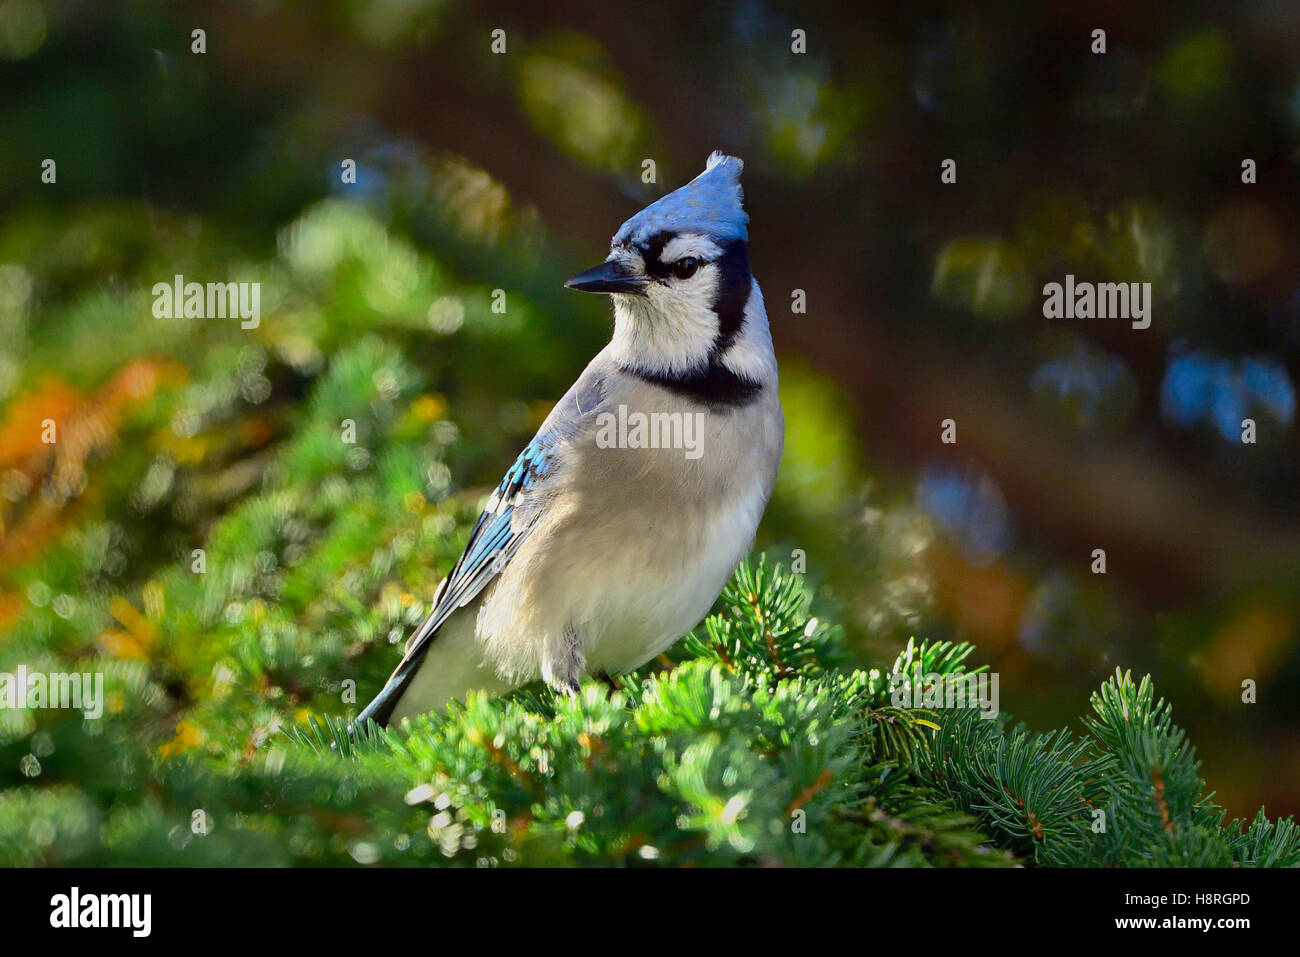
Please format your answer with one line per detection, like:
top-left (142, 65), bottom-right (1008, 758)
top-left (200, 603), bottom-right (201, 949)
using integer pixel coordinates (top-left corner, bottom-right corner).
top-left (542, 627), bottom-right (585, 698)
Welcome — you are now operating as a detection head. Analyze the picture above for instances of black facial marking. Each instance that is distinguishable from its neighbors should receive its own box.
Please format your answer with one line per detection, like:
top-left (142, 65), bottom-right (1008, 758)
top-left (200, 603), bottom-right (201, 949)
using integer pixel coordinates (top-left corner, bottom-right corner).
top-left (709, 239), bottom-right (750, 353)
top-left (616, 232), bottom-right (761, 408)
top-left (624, 231), bottom-right (673, 276)
top-left (624, 232), bottom-right (751, 347)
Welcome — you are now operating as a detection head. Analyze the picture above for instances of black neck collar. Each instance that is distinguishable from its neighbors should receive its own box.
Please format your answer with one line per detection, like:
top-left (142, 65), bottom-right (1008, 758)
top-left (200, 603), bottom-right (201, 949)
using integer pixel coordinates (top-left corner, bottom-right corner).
top-left (623, 361), bottom-right (763, 408)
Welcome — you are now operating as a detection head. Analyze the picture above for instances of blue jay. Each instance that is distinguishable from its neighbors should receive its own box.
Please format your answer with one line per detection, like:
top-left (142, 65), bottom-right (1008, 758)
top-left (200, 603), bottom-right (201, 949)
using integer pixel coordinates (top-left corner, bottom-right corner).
top-left (357, 153), bottom-right (784, 727)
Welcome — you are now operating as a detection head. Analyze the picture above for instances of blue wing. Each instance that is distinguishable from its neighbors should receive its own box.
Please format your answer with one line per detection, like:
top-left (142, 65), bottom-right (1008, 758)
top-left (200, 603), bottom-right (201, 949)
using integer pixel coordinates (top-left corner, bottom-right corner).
top-left (354, 434), bottom-right (558, 727)
top-left (354, 364), bottom-right (607, 728)
top-left (425, 432), bottom-right (556, 628)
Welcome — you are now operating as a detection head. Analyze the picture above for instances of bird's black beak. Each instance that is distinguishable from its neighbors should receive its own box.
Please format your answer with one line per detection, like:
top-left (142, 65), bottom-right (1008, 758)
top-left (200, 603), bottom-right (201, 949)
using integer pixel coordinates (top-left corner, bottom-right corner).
top-left (565, 259), bottom-right (648, 295)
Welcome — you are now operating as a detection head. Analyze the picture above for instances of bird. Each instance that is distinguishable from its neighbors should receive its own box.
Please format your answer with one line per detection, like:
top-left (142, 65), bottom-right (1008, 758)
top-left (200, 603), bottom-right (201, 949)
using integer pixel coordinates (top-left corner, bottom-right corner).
top-left (355, 152), bottom-right (784, 728)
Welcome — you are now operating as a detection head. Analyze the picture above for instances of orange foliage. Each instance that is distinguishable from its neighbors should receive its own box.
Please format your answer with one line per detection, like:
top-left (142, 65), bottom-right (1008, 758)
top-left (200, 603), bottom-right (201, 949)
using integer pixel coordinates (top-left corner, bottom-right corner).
top-left (0, 590), bottom-right (22, 633)
top-left (158, 719), bottom-right (206, 757)
top-left (96, 595), bottom-right (158, 661)
top-left (0, 379), bottom-right (80, 463)
top-left (0, 358), bottom-right (187, 575)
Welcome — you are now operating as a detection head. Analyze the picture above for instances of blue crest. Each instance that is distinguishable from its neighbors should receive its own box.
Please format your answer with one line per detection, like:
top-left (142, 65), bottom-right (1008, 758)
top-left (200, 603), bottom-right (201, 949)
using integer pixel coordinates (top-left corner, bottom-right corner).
top-left (614, 152), bottom-right (748, 247)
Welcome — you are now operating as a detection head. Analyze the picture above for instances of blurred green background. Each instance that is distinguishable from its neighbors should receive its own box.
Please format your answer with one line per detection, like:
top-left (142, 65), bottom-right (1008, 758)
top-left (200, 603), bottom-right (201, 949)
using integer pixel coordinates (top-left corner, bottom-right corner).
top-left (1, 0), bottom-right (1298, 829)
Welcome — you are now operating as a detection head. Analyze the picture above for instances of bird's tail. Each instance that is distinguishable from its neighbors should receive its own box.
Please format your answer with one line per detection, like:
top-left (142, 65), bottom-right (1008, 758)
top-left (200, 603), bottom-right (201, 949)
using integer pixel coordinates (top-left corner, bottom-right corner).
top-left (351, 664), bottom-right (411, 734)
top-left (350, 569), bottom-right (463, 737)
top-left (349, 629), bottom-right (439, 735)
top-left (352, 688), bottom-right (397, 732)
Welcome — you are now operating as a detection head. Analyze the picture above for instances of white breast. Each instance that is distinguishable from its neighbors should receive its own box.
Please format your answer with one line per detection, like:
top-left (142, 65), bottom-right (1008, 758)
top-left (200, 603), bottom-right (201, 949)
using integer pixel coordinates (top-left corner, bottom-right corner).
top-left (475, 381), bottom-right (783, 686)
top-left (580, 468), bottom-right (773, 673)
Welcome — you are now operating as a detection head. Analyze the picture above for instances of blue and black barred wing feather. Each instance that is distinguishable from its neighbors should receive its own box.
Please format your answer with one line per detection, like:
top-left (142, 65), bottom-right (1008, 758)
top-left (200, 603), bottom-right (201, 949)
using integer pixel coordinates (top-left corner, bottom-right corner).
top-left (352, 363), bottom-right (608, 729)
top-left (353, 433), bottom-right (559, 728)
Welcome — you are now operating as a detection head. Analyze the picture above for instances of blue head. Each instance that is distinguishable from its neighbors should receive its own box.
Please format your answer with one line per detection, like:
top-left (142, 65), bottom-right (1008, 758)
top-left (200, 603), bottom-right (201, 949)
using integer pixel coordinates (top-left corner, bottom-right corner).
top-left (613, 152), bottom-right (748, 248)
top-left (566, 154), bottom-right (766, 388)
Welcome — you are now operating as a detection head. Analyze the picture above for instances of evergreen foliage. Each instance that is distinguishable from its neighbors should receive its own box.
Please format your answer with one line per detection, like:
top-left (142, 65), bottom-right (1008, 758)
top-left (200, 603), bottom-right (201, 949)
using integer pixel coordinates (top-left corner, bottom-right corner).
top-left (1, 198), bottom-right (1294, 867)
top-left (12, 530), bottom-right (1292, 866)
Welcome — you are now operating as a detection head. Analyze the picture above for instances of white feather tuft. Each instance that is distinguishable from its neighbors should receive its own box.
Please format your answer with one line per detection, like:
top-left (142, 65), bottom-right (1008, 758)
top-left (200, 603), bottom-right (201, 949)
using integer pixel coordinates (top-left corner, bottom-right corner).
top-left (706, 151), bottom-right (743, 174)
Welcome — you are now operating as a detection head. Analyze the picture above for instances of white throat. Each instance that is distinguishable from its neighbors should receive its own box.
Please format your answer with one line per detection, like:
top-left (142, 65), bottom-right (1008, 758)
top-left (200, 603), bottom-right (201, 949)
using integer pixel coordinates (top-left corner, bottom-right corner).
top-left (609, 278), bottom-right (776, 387)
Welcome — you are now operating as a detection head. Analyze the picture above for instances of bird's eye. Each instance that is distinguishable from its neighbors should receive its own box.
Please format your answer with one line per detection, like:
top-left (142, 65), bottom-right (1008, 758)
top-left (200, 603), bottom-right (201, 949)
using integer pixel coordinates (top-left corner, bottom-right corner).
top-left (670, 256), bottom-right (700, 280)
